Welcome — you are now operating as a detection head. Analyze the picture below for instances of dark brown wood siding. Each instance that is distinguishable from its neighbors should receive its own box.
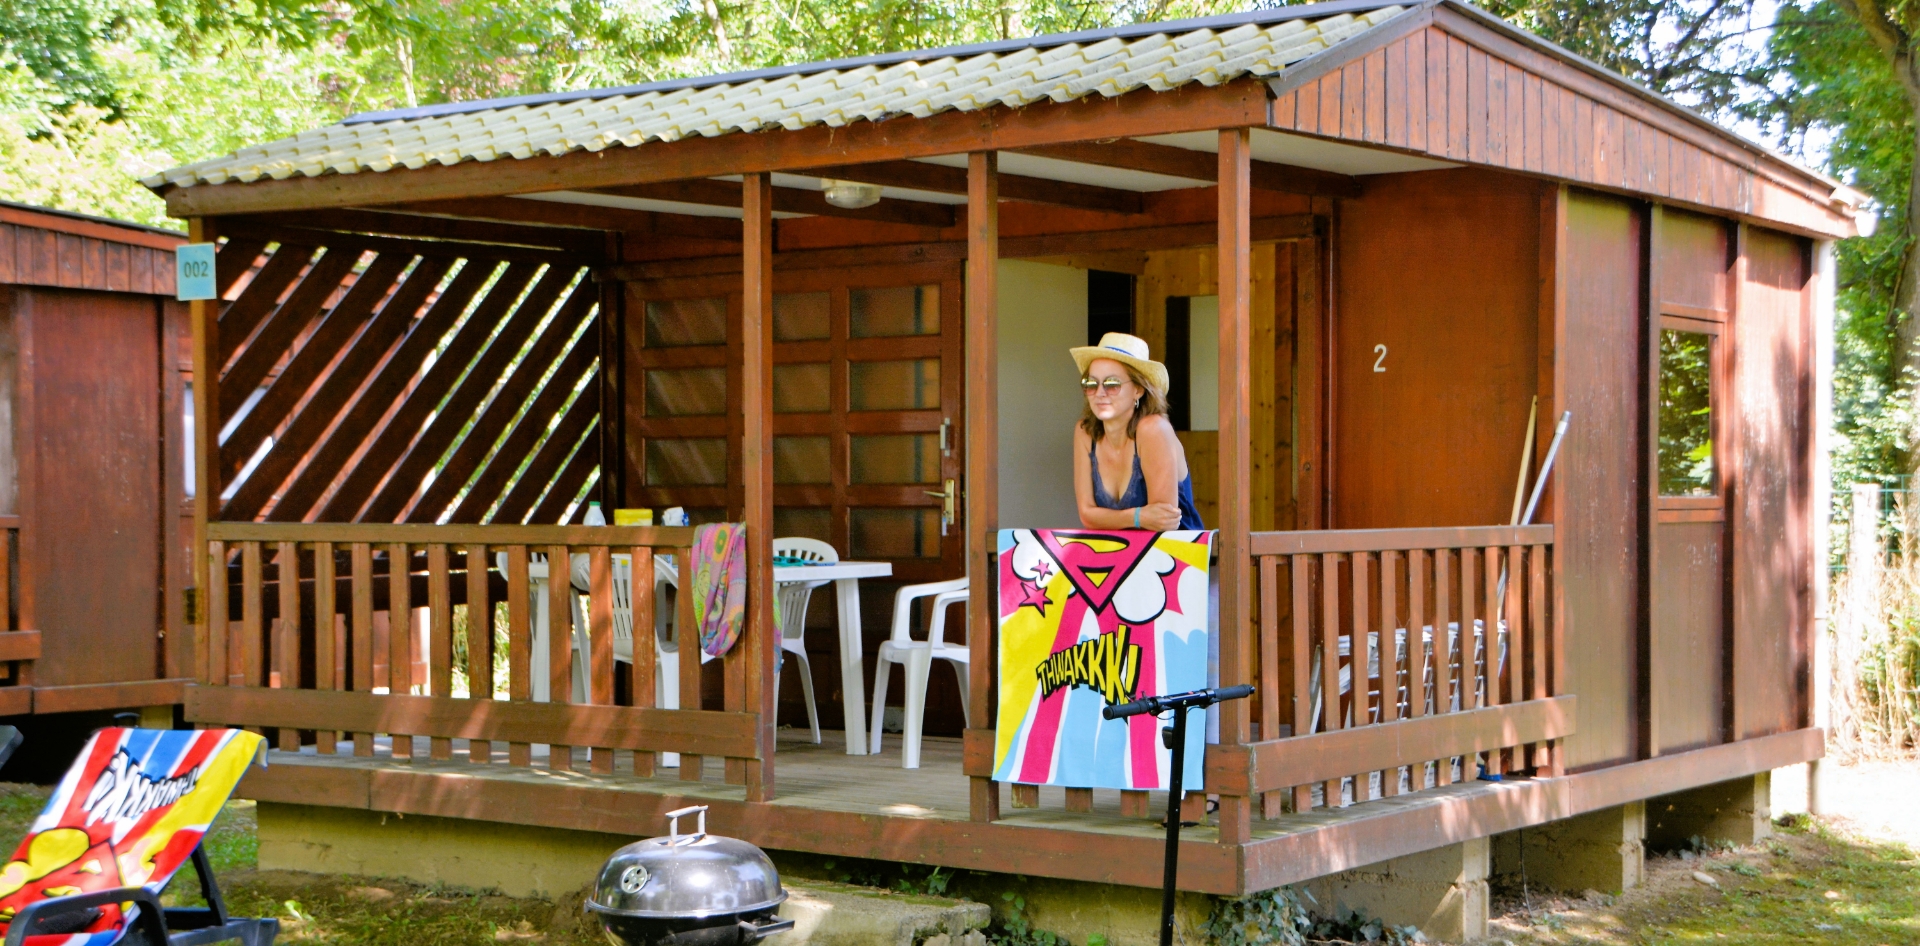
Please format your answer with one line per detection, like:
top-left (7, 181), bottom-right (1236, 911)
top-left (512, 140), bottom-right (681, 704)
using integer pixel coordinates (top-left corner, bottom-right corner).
top-left (1270, 16), bottom-right (1848, 237)
top-left (0, 215), bottom-right (178, 295)
top-left (1556, 191), bottom-right (1644, 770)
top-left (1331, 168), bottom-right (1544, 529)
top-left (1731, 226), bottom-right (1811, 739)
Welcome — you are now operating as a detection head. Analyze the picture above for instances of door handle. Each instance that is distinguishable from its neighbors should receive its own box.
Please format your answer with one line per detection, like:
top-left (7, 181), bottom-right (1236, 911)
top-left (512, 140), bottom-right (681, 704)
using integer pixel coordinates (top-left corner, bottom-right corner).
top-left (924, 478), bottom-right (956, 536)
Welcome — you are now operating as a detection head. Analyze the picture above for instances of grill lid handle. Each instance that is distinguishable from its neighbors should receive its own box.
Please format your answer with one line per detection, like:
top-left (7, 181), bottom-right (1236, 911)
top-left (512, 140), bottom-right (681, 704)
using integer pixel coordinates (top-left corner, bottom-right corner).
top-left (664, 805), bottom-right (708, 846)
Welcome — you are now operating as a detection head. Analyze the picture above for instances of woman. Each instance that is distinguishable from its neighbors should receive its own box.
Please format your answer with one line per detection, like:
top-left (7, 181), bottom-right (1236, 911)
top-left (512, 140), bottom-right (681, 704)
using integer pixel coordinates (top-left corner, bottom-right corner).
top-left (1071, 332), bottom-right (1204, 531)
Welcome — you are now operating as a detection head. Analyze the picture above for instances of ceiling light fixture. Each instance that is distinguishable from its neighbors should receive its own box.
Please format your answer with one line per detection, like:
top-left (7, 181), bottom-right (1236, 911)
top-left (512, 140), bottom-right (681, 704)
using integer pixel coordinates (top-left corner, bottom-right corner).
top-left (821, 179), bottom-right (882, 209)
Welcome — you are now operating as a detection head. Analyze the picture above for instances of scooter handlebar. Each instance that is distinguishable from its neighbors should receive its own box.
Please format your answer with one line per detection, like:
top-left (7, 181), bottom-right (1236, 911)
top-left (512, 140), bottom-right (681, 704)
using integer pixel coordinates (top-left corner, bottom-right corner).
top-left (1102, 684), bottom-right (1255, 720)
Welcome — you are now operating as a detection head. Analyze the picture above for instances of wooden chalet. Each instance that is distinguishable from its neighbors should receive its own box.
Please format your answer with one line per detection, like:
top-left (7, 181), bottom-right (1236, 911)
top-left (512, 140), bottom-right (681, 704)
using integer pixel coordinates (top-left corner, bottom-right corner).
top-left (147, 0), bottom-right (1857, 927)
top-left (0, 202), bottom-right (193, 723)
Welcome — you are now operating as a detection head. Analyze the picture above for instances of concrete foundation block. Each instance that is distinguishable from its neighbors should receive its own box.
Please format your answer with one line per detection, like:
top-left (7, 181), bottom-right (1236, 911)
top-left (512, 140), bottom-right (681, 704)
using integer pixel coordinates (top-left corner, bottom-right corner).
top-left (1647, 773), bottom-right (1772, 851)
top-left (778, 881), bottom-right (990, 946)
top-left (1301, 838), bottom-right (1489, 944)
top-left (1492, 801), bottom-right (1645, 895)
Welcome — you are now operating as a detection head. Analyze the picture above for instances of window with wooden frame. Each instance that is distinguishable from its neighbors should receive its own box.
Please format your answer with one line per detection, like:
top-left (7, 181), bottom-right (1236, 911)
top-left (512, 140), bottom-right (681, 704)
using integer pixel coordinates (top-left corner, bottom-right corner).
top-left (1657, 314), bottom-right (1722, 521)
top-left (624, 262), bottom-right (964, 583)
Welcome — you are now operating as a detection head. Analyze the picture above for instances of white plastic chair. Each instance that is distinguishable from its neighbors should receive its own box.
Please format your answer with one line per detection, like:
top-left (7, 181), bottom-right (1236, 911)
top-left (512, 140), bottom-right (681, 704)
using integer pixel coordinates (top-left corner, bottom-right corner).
top-left (770, 537), bottom-right (834, 744)
top-left (869, 576), bottom-right (970, 768)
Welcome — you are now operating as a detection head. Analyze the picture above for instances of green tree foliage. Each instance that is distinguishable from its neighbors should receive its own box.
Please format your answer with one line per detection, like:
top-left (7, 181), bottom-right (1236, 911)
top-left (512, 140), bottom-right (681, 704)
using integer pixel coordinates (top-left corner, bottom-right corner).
top-left (1767, 2), bottom-right (1914, 488)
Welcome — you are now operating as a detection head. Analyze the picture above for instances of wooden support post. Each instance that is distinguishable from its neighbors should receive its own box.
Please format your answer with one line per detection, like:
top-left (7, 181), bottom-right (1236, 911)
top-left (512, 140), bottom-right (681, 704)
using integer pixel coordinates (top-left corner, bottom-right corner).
top-left (1216, 127), bottom-right (1254, 845)
top-left (966, 151), bottom-right (1000, 824)
top-left (742, 172), bottom-right (778, 803)
top-left (188, 217), bottom-right (221, 687)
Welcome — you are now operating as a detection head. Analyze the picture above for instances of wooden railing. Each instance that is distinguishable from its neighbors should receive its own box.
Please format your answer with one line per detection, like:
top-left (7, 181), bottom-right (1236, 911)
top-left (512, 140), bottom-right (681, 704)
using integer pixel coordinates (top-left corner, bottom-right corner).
top-left (187, 522), bottom-right (771, 794)
top-left (1208, 525), bottom-right (1572, 817)
top-left (0, 516), bottom-right (36, 702)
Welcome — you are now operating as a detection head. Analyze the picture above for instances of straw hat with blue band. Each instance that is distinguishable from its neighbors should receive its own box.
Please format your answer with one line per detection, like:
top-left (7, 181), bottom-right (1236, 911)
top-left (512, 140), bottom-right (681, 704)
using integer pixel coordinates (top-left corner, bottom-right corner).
top-left (1070, 332), bottom-right (1170, 395)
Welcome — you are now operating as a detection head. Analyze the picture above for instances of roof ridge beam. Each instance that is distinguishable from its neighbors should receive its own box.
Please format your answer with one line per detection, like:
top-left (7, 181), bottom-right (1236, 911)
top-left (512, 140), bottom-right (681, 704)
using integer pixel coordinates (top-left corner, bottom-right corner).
top-left (1013, 139), bottom-right (1361, 198)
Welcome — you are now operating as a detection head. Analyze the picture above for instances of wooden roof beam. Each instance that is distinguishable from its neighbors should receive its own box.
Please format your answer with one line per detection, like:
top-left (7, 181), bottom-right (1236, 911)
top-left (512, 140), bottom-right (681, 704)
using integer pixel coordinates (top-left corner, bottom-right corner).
top-left (1013, 139), bottom-right (1362, 199)
top-left (808, 161), bottom-right (1143, 215)
top-left (377, 196), bottom-right (744, 241)
top-left (245, 208), bottom-right (607, 254)
top-left (589, 179), bottom-right (955, 228)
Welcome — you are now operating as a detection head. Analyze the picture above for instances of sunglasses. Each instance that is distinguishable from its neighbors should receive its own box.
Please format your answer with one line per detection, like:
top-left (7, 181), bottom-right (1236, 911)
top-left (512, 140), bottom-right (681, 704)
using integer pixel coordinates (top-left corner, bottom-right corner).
top-left (1080, 377), bottom-right (1129, 394)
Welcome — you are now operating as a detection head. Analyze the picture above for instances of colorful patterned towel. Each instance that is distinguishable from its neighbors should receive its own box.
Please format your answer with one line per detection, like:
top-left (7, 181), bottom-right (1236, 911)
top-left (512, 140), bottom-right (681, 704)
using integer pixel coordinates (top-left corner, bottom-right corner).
top-left (0, 728), bottom-right (263, 944)
top-left (692, 523), bottom-right (746, 657)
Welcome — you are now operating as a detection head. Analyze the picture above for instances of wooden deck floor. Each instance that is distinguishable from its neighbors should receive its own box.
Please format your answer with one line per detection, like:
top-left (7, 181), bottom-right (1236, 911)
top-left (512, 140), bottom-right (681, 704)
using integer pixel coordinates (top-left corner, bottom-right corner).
top-left (237, 727), bottom-right (1820, 895)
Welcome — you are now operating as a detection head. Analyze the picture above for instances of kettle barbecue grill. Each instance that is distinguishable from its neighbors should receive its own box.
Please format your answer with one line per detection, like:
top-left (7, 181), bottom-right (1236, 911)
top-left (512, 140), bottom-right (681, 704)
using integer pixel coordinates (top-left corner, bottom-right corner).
top-left (587, 806), bottom-right (795, 946)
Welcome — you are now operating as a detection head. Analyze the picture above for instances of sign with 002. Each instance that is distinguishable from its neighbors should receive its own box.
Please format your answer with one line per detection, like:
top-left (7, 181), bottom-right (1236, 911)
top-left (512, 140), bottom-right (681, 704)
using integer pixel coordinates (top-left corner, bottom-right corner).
top-left (175, 243), bottom-right (216, 301)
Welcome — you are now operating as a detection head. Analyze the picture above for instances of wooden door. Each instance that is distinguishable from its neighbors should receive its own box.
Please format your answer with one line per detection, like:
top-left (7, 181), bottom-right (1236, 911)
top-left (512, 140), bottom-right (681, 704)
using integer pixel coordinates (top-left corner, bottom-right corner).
top-left (19, 288), bottom-right (164, 688)
top-left (623, 260), bottom-right (966, 583)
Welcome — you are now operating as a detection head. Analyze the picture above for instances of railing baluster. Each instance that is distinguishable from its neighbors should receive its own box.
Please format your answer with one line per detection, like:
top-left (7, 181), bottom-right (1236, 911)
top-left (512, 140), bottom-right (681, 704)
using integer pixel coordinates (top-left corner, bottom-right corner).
top-left (276, 541), bottom-right (301, 751)
top-left (240, 543), bottom-right (263, 695)
top-left (1530, 543), bottom-right (1550, 772)
top-left (352, 542), bottom-right (375, 757)
top-left (632, 546), bottom-right (656, 777)
top-left (1349, 550), bottom-right (1370, 802)
top-left (506, 545), bottom-right (532, 767)
top-left (1482, 545), bottom-right (1502, 777)
top-left (1406, 548), bottom-right (1427, 791)
top-left (314, 541), bottom-right (337, 755)
top-left (1433, 548), bottom-right (1452, 787)
top-left (1379, 549), bottom-right (1400, 797)
top-left (1504, 544), bottom-right (1525, 773)
top-left (678, 547), bottom-right (703, 782)
top-left (388, 542), bottom-right (413, 761)
top-left (1319, 551), bottom-right (1340, 807)
top-left (589, 545), bottom-right (615, 774)
top-left (466, 545), bottom-right (493, 764)
top-left (428, 544), bottom-right (452, 761)
top-left (207, 541), bottom-right (228, 688)
top-left (0, 528), bottom-right (11, 633)
top-left (1258, 554), bottom-right (1281, 818)
top-left (547, 544), bottom-right (573, 772)
top-left (1290, 553), bottom-right (1311, 812)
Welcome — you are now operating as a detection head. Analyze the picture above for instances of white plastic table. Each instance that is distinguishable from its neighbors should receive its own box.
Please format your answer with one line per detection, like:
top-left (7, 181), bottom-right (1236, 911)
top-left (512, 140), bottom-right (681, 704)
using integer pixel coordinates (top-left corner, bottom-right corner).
top-left (774, 561), bottom-right (892, 755)
top-left (524, 556), bottom-right (893, 755)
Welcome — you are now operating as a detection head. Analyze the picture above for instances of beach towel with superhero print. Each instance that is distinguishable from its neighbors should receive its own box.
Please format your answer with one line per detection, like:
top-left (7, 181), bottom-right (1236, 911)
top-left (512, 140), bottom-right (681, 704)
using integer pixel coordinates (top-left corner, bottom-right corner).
top-left (993, 529), bottom-right (1213, 791)
top-left (0, 728), bottom-right (263, 945)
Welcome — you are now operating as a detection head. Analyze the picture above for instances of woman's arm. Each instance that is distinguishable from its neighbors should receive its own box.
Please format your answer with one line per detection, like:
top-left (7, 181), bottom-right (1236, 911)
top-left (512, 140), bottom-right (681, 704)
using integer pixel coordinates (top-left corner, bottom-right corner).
top-left (1133, 415), bottom-right (1185, 531)
top-left (1074, 425), bottom-right (1146, 529)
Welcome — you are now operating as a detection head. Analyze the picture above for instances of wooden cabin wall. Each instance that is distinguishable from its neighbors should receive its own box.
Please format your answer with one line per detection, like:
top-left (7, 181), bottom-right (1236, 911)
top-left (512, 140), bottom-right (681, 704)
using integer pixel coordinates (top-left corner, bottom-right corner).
top-left (1732, 226), bottom-right (1813, 740)
top-left (1330, 168), bottom-right (1545, 529)
top-left (13, 286), bottom-right (167, 690)
top-left (1650, 209), bottom-right (1732, 756)
top-left (1557, 191), bottom-right (1646, 771)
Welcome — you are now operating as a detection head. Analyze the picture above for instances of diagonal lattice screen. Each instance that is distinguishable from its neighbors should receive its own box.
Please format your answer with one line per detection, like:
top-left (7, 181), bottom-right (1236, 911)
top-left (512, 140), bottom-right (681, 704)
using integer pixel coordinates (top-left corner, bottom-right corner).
top-left (209, 227), bottom-right (602, 524)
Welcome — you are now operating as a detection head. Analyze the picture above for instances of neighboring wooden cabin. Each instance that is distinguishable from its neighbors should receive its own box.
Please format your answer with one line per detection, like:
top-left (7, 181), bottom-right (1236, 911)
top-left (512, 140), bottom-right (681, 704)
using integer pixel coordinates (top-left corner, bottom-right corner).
top-left (0, 202), bottom-right (192, 718)
top-left (147, 0), bottom-right (1857, 936)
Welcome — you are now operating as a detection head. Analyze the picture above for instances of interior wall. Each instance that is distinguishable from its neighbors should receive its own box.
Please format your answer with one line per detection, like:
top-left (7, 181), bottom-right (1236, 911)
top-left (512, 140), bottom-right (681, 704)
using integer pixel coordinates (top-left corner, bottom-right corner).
top-left (1188, 295), bottom-right (1219, 432)
top-left (1332, 168), bottom-right (1546, 528)
top-left (996, 259), bottom-right (1087, 529)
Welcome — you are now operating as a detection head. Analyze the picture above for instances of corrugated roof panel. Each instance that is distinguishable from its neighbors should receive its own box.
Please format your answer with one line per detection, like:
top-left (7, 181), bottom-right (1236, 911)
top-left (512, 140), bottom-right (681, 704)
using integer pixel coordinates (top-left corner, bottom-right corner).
top-left (146, 5), bottom-right (1411, 190)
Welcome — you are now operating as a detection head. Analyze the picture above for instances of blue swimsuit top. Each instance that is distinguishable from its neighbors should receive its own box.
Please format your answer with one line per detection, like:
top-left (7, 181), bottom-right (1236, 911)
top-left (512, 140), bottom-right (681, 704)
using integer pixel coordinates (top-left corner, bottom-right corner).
top-left (1089, 438), bottom-right (1205, 531)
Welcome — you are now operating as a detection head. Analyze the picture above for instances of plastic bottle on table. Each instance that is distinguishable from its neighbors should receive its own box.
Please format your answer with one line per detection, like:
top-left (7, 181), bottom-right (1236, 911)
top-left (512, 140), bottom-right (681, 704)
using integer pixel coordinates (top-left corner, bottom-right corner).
top-left (582, 501), bottom-right (606, 526)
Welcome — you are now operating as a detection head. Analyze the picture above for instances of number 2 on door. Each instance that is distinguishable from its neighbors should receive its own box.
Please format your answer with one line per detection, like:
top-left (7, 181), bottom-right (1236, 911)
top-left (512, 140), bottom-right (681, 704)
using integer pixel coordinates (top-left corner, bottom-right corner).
top-left (1373, 344), bottom-right (1388, 372)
